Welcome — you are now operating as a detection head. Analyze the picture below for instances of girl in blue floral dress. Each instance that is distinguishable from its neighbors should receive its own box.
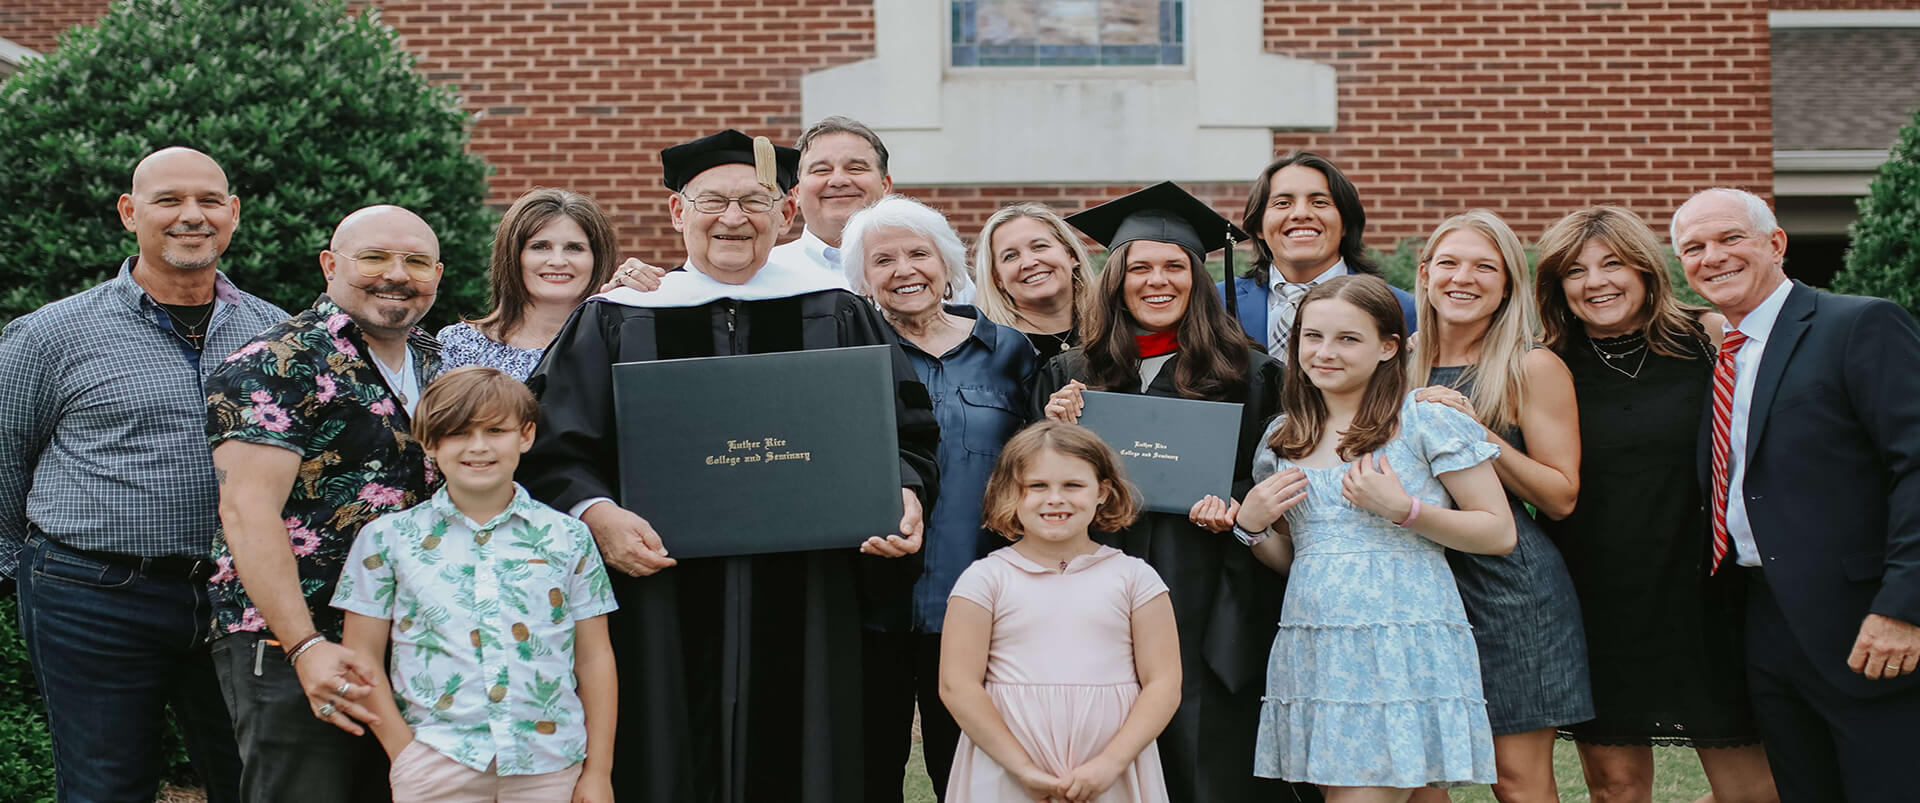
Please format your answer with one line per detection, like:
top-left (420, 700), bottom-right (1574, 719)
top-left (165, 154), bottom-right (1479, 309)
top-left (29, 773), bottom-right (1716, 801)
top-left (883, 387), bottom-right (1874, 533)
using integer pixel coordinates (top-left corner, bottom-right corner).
top-left (1233, 275), bottom-right (1515, 799)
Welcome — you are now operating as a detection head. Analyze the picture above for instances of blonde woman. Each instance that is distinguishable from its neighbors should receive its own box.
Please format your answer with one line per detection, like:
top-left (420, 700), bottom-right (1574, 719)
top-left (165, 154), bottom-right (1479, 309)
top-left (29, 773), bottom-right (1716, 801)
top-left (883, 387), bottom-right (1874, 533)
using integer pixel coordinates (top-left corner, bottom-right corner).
top-left (1410, 209), bottom-right (1592, 803)
top-left (972, 203), bottom-right (1095, 363)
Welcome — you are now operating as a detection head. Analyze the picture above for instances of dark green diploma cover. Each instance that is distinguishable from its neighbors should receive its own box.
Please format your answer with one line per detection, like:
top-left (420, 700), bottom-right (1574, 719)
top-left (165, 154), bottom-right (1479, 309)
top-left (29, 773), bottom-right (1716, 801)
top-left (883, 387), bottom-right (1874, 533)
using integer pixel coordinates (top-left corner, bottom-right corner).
top-left (1076, 390), bottom-right (1243, 513)
top-left (611, 345), bottom-right (902, 558)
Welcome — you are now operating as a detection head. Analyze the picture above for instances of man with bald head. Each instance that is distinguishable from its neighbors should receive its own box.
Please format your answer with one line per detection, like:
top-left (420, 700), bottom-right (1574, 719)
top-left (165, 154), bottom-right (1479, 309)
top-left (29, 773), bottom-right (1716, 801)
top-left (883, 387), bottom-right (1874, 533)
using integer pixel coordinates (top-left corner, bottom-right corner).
top-left (205, 205), bottom-right (446, 802)
top-left (0, 147), bottom-right (283, 802)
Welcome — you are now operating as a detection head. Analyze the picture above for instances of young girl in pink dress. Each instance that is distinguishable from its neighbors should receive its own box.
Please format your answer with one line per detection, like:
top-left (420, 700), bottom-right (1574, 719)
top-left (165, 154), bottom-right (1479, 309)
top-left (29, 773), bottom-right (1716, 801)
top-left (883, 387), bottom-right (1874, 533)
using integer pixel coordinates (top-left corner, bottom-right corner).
top-left (941, 422), bottom-right (1178, 803)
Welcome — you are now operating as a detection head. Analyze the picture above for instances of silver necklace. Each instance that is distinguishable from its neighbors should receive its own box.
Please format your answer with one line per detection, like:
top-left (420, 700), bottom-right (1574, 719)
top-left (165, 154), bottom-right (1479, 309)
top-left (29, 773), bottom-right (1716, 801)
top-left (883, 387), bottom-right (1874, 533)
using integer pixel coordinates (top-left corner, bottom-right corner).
top-left (1589, 333), bottom-right (1648, 380)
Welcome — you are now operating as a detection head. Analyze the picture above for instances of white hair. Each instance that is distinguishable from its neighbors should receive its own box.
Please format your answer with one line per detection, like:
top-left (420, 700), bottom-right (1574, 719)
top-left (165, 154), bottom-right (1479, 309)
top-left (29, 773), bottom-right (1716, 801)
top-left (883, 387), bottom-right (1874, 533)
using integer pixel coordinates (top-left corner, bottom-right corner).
top-left (1671, 187), bottom-right (1779, 245)
top-left (840, 194), bottom-right (974, 300)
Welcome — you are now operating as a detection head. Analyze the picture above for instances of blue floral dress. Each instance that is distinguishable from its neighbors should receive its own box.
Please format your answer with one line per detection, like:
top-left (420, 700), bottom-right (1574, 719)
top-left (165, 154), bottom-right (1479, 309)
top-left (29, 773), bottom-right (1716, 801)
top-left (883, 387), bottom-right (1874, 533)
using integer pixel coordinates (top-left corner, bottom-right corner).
top-left (1252, 393), bottom-right (1499, 788)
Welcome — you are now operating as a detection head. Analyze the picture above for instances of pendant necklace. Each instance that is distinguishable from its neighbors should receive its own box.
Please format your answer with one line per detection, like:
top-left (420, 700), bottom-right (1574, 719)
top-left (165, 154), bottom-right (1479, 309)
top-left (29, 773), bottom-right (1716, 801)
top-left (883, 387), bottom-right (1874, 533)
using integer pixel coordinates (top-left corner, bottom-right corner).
top-left (162, 302), bottom-right (215, 350)
top-left (1589, 332), bottom-right (1649, 380)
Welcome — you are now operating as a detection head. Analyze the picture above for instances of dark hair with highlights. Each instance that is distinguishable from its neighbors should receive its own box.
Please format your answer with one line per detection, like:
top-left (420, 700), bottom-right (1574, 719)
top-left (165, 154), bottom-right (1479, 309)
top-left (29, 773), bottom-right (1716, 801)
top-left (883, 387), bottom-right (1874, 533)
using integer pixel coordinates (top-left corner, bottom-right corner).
top-left (1534, 205), bottom-right (1711, 359)
top-left (981, 422), bottom-right (1141, 540)
top-left (413, 366), bottom-right (541, 449)
top-left (1080, 240), bottom-right (1255, 399)
top-left (472, 188), bottom-right (619, 342)
top-left (1240, 151), bottom-right (1380, 285)
top-left (1268, 275), bottom-right (1408, 461)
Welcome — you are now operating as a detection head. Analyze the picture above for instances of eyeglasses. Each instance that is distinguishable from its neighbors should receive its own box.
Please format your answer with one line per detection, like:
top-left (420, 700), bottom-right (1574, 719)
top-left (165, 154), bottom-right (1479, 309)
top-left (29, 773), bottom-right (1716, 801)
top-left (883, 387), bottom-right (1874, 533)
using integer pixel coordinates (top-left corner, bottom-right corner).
top-left (680, 193), bottom-right (779, 214)
top-left (331, 249), bottom-right (442, 281)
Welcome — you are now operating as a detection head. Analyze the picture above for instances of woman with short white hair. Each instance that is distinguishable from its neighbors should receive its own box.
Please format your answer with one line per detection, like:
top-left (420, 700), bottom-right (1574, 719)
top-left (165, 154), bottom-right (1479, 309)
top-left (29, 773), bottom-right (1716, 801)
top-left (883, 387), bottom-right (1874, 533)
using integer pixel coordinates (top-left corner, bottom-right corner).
top-left (842, 194), bottom-right (1036, 802)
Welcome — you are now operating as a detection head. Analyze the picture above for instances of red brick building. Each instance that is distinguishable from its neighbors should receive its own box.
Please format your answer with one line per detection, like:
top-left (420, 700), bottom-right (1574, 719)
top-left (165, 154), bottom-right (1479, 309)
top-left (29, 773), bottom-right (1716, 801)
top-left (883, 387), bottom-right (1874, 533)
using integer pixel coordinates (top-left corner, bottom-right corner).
top-left (5, 0), bottom-right (1918, 281)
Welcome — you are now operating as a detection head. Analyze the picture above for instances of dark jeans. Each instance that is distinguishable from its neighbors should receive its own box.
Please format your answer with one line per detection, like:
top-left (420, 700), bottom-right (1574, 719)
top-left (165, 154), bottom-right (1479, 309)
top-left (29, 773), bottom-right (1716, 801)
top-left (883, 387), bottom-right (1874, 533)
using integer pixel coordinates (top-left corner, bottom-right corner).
top-left (15, 532), bottom-right (242, 803)
top-left (211, 631), bottom-right (392, 803)
top-left (863, 630), bottom-right (961, 803)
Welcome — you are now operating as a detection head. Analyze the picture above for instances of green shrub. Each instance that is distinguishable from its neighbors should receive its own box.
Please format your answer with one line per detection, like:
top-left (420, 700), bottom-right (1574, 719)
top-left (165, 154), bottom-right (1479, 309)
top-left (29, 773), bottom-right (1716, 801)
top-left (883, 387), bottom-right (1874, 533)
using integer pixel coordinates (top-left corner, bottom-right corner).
top-left (1, 595), bottom-right (56, 801)
top-left (0, 0), bottom-right (496, 330)
top-left (1834, 104), bottom-right (1920, 317)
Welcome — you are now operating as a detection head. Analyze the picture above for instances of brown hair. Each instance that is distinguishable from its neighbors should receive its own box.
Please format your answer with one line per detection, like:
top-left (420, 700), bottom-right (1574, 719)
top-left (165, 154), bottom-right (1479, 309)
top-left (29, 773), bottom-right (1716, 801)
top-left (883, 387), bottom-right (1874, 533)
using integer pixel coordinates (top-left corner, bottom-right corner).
top-left (472, 188), bottom-right (619, 342)
top-left (413, 366), bottom-right (541, 449)
top-left (1240, 151), bottom-right (1381, 285)
top-left (1269, 275), bottom-right (1408, 461)
top-left (1534, 205), bottom-right (1710, 359)
top-left (981, 422), bottom-right (1141, 540)
top-left (1081, 240), bottom-right (1255, 399)
top-left (796, 115), bottom-right (890, 175)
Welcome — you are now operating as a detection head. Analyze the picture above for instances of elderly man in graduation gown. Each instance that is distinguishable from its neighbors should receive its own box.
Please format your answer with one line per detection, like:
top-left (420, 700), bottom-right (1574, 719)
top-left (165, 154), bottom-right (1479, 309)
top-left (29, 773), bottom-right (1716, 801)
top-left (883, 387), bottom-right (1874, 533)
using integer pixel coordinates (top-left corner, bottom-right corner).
top-left (520, 129), bottom-right (940, 803)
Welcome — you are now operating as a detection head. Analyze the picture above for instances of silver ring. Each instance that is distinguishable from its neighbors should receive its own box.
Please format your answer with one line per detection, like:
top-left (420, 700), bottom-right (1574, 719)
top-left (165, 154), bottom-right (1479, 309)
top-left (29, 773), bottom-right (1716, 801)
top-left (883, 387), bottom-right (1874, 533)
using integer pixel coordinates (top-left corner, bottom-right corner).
top-left (316, 702), bottom-right (337, 718)
top-left (337, 681), bottom-right (352, 696)
top-left (1888, 663), bottom-right (1902, 671)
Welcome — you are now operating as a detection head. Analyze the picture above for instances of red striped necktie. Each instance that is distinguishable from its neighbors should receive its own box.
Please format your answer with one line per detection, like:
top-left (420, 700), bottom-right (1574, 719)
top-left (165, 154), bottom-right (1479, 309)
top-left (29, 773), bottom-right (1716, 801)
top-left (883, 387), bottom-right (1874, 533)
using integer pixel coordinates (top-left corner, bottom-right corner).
top-left (1709, 329), bottom-right (1751, 575)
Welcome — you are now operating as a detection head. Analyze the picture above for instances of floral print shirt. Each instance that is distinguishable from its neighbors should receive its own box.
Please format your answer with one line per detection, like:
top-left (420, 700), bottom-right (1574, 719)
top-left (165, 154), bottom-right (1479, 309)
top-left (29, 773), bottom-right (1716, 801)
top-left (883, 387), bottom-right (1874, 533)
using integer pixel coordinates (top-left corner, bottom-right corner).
top-left (332, 484), bottom-right (617, 775)
top-left (205, 295), bottom-right (442, 639)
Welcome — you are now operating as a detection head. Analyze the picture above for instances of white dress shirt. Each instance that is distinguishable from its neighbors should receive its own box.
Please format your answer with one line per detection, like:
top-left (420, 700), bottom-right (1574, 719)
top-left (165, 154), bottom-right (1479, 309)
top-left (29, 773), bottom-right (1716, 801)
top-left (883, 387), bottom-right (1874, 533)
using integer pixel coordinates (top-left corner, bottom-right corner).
top-left (1268, 259), bottom-right (1348, 360)
top-left (1723, 278), bottom-right (1795, 567)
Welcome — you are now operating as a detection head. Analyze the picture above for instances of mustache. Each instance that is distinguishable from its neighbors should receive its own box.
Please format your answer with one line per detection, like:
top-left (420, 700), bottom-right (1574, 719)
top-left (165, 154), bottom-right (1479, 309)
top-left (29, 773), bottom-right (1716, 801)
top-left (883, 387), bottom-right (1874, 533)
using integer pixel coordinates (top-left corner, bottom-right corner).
top-left (166, 222), bottom-right (214, 235)
top-left (351, 280), bottom-right (433, 299)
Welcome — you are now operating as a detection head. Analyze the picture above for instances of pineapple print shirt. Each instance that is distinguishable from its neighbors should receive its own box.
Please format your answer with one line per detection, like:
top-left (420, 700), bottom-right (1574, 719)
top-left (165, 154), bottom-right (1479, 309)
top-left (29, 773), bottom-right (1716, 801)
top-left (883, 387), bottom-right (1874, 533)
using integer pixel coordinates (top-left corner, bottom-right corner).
top-left (332, 483), bottom-right (617, 775)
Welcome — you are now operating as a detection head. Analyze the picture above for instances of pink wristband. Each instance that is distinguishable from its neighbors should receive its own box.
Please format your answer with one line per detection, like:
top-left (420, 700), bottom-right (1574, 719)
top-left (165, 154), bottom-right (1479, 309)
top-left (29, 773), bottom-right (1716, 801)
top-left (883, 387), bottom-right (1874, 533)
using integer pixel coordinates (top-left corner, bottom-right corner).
top-left (1393, 497), bottom-right (1422, 528)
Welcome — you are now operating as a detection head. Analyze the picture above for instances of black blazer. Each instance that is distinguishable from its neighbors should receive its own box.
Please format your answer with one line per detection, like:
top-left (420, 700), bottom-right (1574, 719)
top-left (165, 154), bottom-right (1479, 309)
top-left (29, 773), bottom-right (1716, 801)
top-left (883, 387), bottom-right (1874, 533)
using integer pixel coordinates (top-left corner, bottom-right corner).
top-left (1698, 281), bottom-right (1920, 698)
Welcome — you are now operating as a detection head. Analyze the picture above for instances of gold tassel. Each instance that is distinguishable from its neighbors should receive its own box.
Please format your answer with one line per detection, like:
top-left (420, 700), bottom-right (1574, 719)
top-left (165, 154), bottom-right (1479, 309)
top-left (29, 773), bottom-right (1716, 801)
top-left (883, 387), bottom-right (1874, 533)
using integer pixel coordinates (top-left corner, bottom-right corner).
top-left (753, 135), bottom-right (778, 193)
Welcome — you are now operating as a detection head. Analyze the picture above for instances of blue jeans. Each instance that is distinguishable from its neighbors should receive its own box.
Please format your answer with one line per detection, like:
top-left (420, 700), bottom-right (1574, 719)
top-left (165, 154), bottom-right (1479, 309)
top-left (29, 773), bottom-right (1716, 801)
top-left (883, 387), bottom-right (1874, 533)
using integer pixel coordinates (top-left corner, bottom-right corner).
top-left (15, 532), bottom-right (242, 803)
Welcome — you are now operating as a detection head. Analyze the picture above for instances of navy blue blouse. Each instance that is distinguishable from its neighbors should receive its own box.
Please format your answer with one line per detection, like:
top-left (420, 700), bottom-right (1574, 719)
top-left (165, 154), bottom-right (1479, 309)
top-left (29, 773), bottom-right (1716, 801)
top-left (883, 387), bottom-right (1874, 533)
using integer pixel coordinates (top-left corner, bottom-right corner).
top-left (895, 305), bottom-right (1038, 632)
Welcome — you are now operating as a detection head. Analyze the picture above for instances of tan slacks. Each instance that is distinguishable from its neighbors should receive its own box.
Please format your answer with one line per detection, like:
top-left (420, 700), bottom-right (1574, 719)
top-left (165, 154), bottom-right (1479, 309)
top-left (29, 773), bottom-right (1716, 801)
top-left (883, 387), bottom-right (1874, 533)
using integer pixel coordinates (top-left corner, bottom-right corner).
top-left (389, 740), bottom-right (583, 803)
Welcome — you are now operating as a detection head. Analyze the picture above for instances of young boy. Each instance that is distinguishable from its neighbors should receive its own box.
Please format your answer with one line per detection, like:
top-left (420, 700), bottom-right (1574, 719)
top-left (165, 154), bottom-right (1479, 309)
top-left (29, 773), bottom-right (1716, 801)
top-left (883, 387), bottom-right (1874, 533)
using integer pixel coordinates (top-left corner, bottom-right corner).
top-left (332, 365), bottom-right (617, 803)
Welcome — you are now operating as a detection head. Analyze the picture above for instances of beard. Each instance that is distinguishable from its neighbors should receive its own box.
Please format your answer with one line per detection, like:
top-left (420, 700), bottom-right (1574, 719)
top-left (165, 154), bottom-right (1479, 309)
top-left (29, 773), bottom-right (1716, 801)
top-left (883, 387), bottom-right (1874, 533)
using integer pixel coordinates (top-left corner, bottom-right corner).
top-left (346, 279), bottom-right (434, 336)
top-left (163, 223), bottom-right (220, 270)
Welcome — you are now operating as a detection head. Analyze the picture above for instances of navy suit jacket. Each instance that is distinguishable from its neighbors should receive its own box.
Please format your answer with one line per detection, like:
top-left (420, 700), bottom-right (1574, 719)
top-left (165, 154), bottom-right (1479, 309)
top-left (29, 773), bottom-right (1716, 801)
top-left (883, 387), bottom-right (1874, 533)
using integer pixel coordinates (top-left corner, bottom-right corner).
top-left (1219, 275), bottom-right (1419, 347)
top-left (1697, 280), bottom-right (1920, 698)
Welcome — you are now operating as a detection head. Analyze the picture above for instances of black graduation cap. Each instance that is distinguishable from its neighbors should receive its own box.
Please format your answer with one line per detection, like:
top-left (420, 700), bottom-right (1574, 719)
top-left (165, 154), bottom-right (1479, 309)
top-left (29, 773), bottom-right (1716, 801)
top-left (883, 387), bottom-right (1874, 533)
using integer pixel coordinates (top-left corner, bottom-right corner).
top-left (1065, 181), bottom-right (1250, 318)
top-left (661, 129), bottom-right (800, 194)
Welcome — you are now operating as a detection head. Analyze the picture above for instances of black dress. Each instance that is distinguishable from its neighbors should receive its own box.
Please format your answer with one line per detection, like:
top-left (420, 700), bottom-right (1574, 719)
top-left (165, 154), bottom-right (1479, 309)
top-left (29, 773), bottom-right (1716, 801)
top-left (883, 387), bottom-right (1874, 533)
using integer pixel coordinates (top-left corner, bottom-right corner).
top-left (1543, 331), bottom-right (1759, 747)
top-left (520, 291), bottom-right (941, 802)
top-left (1034, 348), bottom-right (1308, 803)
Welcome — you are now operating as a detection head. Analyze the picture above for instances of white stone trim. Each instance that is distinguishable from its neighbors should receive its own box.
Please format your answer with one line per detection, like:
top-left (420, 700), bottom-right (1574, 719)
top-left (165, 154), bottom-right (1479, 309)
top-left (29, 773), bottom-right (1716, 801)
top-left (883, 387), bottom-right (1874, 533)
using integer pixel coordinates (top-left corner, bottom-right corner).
top-left (1769, 11), bottom-right (1920, 28)
top-left (0, 37), bottom-right (39, 67)
top-left (801, 0), bottom-right (1336, 185)
top-left (1774, 150), bottom-right (1887, 197)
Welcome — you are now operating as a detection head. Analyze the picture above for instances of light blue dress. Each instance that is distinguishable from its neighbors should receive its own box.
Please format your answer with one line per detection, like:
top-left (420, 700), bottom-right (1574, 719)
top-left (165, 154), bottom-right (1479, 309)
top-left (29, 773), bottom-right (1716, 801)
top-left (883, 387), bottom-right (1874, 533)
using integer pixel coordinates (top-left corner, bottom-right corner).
top-left (1252, 393), bottom-right (1500, 788)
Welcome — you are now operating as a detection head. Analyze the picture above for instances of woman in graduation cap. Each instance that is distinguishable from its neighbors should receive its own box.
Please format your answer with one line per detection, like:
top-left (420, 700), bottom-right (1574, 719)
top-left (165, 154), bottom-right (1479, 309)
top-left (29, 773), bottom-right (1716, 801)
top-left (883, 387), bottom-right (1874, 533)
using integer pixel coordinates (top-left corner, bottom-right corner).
top-left (1036, 182), bottom-right (1297, 803)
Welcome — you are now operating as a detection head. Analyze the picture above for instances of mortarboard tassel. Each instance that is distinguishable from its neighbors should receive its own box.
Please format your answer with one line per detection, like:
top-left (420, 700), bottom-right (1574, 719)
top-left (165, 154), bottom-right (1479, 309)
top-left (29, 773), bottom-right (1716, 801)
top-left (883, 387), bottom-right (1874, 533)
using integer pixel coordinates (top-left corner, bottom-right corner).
top-left (752, 135), bottom-right (778, 194)
top-left (1223, 227), bottom-right (1239, 321)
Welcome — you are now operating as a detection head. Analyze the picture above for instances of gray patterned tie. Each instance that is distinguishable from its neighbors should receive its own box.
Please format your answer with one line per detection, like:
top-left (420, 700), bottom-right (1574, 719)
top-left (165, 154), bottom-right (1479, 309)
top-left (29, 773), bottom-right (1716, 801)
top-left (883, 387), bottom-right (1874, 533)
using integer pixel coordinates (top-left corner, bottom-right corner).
top-left (1269, 282), bottom-right (1311, 361)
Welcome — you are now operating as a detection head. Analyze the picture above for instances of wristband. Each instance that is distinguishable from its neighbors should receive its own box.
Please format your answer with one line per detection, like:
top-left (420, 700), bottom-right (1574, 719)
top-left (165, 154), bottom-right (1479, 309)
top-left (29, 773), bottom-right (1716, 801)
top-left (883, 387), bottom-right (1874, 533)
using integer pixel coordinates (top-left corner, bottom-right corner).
top-left (284, 633), bottom-right (327, 666)
top-left (1231, 522), bottom-right (1271, 547)
top-left (1393, 497), bottom-right (1422, 528)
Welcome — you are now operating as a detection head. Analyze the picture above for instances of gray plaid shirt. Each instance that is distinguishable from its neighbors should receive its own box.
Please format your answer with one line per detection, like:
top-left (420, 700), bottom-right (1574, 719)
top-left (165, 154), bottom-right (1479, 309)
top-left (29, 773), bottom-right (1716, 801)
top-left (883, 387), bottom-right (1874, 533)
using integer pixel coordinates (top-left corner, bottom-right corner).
top-left (0, 258), bottom-right (287, 577)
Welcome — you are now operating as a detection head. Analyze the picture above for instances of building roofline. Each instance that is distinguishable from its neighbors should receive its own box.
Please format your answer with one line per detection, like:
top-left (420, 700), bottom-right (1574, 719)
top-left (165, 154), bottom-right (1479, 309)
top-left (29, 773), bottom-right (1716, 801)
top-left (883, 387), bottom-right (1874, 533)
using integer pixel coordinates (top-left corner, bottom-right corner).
top-left (0, 37), bottom-right (38, 67)
top-left (1770, 11), bottom-right (1920, 28)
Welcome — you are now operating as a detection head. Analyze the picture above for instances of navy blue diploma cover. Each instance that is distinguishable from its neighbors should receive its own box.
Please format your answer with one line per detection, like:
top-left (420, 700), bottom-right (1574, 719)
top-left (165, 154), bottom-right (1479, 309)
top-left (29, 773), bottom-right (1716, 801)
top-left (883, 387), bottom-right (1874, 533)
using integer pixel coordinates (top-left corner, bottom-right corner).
top-left (1076, 390), bottom-right (1243, 514)
top-left (610, 345), bottom-right (902, 558)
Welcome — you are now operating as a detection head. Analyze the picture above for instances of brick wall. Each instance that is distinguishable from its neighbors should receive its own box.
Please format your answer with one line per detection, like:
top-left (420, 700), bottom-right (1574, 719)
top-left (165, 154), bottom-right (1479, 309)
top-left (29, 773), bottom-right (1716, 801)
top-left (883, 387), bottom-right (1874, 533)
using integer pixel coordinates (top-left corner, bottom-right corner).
top-left (7, 0), bottom-right (1786, 260)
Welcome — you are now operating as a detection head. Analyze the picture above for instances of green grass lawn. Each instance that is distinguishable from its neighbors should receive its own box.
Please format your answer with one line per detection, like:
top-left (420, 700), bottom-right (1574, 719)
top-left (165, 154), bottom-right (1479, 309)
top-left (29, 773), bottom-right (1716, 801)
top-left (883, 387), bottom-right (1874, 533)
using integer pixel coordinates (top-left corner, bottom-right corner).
top-left (901, 738), bottom-right (1713, 802)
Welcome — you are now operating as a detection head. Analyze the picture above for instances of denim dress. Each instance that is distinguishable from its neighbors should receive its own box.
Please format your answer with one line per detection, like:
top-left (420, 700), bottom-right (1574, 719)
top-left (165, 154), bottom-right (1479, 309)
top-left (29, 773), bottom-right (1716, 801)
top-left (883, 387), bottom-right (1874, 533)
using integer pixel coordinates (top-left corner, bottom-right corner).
top-left (900, 305), bottom-right (1039, 632)
top-left (1427, 364), bottom-right (1595, 735)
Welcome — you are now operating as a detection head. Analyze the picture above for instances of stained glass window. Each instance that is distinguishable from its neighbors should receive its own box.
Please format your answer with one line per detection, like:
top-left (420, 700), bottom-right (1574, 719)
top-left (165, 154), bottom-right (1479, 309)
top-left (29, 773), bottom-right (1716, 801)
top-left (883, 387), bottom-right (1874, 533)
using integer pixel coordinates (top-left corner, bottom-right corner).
top-left (950, 1), bottom-right (1185, 67)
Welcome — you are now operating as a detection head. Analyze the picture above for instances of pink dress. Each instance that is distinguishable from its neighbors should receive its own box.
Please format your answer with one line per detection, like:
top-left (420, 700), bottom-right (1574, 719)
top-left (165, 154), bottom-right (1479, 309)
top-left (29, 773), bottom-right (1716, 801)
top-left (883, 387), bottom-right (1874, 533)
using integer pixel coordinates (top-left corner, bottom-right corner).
top-left (945, 545), bottom-right (1173, 803)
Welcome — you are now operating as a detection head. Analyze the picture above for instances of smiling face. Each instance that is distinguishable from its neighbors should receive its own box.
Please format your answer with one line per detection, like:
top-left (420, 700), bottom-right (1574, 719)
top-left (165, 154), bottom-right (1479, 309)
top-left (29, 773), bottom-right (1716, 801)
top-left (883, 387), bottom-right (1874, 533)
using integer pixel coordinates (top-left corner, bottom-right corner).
top-left (1260, 164), bottom-right (1346, 281)
top-left (1419, 229), bottom-right (1508, 328)
top-left (1120, 240), bottom-right (1194, 333)
top-left (671, 163), bottom-right (795, 284)
top-left (1673, 193), bottom-right (1789, 323)
top-left (989, 215), bottom-right (1078, 312)
top-left (1297, 296), bottom-right (1399, 397)
top-left (119, 148), bottom-right (240, 273)
top-left (861, 226), bottom-right (950, 319)
top-left (1560, 237), bottom-right (1651, 339)
top-left (323, 207), bottom-right (442, 340)
top-left (519, 215), bottom-right (596, 308)
top-left (1014, 447), bottom-right (1107, 544)
top-left (426, 416), bottom-right (535, 501)
top-left (796, 132), bottom-right (891, 245)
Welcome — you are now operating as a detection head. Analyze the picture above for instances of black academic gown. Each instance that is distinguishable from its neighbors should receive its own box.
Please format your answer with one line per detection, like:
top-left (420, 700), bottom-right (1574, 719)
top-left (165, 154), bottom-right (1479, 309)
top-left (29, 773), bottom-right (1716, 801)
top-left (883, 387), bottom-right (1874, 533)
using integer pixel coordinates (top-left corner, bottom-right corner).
top-left (522, 289), bottom-right (940, 803)
top-left (1034, 348), bottom-right (1304, 803)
